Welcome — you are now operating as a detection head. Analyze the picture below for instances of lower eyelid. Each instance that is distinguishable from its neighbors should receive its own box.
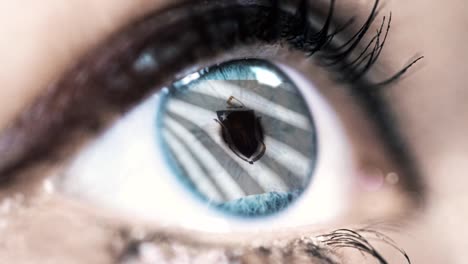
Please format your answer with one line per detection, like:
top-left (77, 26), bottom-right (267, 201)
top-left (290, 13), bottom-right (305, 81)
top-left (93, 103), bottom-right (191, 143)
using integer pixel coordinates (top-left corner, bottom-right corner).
top-left (114, 226), bottom-right (410, 264)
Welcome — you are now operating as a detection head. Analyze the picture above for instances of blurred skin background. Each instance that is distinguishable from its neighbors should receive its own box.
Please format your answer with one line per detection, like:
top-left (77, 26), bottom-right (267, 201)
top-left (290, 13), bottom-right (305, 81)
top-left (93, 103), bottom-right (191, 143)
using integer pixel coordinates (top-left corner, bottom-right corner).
top-left (0, 0), bottom-right (468, 263)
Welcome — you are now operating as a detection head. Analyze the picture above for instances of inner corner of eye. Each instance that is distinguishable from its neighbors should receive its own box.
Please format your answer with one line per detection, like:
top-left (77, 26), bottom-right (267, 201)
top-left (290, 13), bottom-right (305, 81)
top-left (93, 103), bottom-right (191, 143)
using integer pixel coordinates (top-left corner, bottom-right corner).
top-left (157, 58), bottom-right (318, 218)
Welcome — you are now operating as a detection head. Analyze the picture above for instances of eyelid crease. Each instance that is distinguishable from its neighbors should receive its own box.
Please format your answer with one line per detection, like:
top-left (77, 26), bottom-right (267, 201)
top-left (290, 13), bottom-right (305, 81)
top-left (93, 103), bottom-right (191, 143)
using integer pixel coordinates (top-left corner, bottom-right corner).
top-left (0, 0), bottom-right (422, 196)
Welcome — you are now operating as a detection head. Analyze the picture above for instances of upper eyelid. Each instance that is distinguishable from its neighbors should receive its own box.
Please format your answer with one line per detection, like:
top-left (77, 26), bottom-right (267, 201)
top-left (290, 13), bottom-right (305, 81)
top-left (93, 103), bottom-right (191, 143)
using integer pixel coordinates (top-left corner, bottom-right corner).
top-left (0, 1), bottom-right (326, 182)
top-left (0, 0), bottom-right (421, 192)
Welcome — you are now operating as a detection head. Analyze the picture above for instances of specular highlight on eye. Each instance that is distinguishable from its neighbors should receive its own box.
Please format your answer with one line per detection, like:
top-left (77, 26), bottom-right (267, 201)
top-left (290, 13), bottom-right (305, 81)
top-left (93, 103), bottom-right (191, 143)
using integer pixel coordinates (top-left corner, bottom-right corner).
top-left (156, 59), bottom-right (317, 217)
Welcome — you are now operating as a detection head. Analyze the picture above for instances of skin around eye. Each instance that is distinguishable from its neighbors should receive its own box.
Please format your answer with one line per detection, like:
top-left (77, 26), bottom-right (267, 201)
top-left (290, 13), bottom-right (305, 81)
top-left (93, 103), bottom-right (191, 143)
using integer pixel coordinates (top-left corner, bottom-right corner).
top-left (0, 0), bottom-right (437, 263)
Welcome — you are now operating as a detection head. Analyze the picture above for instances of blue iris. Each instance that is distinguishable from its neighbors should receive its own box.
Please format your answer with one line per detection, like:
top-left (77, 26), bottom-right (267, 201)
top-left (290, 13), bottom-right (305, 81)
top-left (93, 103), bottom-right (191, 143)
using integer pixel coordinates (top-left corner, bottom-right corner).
top-left (157, 59), bottom-right (316, 218)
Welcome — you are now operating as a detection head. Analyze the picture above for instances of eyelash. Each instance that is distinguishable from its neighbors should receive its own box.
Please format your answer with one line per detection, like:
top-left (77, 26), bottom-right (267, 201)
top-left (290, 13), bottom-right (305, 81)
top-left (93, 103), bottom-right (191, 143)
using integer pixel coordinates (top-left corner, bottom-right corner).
top-left (115, 227), bottom-right (410, 264)
top-left (0, 0), bottom-right (422, 188)
top-left (120, 0), bottom-right (419, 91)
top-left (143, 0), bottom-right (420, 85)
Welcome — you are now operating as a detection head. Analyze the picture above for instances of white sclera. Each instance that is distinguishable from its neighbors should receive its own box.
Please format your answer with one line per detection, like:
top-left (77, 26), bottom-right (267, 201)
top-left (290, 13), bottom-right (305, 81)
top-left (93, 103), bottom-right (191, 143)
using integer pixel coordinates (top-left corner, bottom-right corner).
top-left (59, 61), bottom-right (353, 232)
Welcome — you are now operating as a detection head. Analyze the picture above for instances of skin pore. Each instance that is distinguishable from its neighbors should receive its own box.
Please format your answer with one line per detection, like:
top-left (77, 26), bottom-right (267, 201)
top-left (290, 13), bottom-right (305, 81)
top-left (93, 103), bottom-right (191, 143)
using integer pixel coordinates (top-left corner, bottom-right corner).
top-left (1, 0), bottom-right (468, 263)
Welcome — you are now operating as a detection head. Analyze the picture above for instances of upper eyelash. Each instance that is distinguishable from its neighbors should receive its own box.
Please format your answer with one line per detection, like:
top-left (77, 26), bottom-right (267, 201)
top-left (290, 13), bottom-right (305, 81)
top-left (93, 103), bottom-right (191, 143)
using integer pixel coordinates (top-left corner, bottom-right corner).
top-left (165, 0), bottom-right (422, 86)
top-left (0, 0), bottom-right (421, 184)
top-left (279, 0), bottom-right (423, 86)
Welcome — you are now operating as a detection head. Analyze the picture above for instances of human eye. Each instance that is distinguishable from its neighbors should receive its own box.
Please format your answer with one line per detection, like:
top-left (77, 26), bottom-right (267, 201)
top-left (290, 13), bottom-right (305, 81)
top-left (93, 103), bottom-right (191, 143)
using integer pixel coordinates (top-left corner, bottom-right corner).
top-left (0, 0), bottom-right (422, 262)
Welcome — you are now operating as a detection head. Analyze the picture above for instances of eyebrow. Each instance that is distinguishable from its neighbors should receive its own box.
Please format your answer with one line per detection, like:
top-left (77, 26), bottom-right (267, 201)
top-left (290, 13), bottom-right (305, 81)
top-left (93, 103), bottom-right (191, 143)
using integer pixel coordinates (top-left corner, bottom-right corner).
top-left (0, 0), bottom-right (424, 199)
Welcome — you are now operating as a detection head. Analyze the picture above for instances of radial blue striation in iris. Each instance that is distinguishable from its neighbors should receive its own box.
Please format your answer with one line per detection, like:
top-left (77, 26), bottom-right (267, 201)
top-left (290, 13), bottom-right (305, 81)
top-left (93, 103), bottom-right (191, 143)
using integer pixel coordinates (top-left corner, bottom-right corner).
top-left (157, 59), bottom-right (317, 218)
top-left (215, 190), bottom-right (302, 217)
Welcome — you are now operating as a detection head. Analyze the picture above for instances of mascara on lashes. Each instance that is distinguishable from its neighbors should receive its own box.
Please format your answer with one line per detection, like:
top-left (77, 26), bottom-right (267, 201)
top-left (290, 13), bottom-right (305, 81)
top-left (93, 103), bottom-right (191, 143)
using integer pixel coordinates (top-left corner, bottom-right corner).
top-left (0, 0), bottom-right (420, 187)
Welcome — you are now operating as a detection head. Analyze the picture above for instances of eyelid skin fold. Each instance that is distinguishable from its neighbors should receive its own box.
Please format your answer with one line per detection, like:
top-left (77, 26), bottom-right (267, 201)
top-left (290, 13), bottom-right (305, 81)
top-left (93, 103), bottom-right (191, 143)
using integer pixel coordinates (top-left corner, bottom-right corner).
top-left (0, 0), bottom-right (423, 200)
top-left (114, 227), bottom-right (411, 264)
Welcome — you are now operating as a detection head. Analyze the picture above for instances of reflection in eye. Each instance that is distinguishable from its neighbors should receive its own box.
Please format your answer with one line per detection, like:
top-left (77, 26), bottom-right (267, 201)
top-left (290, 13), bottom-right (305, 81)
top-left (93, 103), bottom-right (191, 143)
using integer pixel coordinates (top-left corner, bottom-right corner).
top-left (157, 59), bottom-right (316, 217)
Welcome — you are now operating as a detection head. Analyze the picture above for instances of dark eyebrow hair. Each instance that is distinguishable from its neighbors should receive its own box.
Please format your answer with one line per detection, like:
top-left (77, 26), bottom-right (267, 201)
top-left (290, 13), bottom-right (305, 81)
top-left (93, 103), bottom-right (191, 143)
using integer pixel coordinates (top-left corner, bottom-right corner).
top-left (0, 0), bottom-right (423, 197)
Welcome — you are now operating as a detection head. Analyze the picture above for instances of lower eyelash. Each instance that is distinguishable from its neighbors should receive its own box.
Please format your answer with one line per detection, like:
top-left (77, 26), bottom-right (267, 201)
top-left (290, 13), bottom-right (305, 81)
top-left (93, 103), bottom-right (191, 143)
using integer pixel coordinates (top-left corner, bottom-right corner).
top-left (115, 227), bottom-right (410, 264)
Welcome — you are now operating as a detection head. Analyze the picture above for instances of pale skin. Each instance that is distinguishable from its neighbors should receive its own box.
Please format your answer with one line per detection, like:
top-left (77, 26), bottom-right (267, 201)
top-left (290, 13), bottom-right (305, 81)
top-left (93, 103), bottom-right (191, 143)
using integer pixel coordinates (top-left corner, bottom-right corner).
top-left (0, 0), bottom-right (468, 263)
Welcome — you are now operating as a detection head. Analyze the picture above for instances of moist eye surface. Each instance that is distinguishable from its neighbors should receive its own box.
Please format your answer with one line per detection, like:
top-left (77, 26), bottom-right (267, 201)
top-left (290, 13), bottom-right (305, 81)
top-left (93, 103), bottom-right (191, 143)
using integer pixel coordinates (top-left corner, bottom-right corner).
top-left (157, 59), bottom-right (317, 217)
